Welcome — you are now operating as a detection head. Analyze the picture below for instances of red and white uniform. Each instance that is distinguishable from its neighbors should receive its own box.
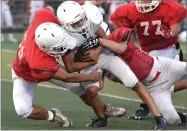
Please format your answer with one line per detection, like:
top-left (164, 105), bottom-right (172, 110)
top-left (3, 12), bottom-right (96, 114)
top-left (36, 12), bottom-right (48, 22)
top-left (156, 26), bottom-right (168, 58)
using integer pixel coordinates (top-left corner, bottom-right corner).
top-left (12, 8), bottom-right (87, 118)
top-left (110, 0), bottom-right (186, 53)
top-left (12, 8), bottom-right (61, 118)
top-left (108, 27), bottom-right (187, 125)
top-left (13, 8), bottom-right (59, 83)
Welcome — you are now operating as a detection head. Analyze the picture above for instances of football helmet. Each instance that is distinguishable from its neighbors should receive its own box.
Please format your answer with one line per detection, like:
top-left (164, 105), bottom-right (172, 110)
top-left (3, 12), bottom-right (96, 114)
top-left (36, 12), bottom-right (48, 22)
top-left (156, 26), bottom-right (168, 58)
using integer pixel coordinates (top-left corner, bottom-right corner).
top-left (35, 22), bottom-right (76, 57)
top-left (57, 1), bottom-right (88, 34)
top-left (135, 0), bottom-right (161, 13)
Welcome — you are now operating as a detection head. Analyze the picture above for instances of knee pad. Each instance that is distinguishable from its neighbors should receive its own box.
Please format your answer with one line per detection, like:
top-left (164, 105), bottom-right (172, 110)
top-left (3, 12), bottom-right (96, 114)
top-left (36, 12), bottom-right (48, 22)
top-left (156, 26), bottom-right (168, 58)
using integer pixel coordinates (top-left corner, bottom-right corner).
top-left (14, 103), bottom-right (33, 118)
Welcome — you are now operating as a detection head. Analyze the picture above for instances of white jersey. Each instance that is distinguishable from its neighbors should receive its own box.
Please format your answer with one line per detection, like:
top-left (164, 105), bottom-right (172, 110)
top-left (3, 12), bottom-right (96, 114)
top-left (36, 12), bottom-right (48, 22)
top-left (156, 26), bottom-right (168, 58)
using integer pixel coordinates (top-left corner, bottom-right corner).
top-left (62, 3), bottom-right (139, 89)
top-left (2, 1), bottom-right (10, 12)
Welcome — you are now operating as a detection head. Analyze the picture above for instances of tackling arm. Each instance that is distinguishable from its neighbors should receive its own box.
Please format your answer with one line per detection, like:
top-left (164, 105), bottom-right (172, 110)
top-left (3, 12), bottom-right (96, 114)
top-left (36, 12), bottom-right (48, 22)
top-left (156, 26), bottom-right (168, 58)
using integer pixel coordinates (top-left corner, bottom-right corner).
top-left (94, 26), bottom-right (107, 54)
top-left (52, 67), bottom-right (101, 83)
top-left (99, 38), bottom-right (127, 55)
top-left (170, 22), bottom-right (181, 37)
top-left (62, 50), bottom-right (97, 73)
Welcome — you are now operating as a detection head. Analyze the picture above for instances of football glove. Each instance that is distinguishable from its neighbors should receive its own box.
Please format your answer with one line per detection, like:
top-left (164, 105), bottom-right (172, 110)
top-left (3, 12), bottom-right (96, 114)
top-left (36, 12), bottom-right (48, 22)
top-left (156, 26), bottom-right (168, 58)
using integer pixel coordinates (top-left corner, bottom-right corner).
top-left (79, 36), bottom-right (100, 52)
top-left (74, 36), bottom-right (100, 62)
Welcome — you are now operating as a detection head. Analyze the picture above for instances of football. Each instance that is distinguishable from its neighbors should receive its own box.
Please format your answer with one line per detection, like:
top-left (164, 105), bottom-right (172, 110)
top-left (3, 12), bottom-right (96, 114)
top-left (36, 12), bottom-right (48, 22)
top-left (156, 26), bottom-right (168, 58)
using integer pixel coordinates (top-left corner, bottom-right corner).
top-left (74, 49), bottom-right (85, 62)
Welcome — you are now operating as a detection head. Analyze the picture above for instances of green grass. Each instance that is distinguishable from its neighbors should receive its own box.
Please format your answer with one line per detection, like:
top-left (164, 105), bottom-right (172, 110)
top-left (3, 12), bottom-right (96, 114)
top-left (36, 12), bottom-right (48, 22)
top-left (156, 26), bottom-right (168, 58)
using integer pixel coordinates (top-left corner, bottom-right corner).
top-left (1, 33), bottom-right (187, 130)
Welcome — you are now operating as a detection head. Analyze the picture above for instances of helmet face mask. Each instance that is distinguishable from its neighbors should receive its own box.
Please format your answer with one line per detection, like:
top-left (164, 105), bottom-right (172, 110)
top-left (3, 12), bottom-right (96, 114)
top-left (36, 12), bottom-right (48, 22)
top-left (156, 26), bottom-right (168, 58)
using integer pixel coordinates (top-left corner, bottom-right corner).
top-left (135, 0), bottom-right (161, 13)
top-left (66, 14), bottom-right (89, 35)
top-left (40, 42), bottom-right (69, 57)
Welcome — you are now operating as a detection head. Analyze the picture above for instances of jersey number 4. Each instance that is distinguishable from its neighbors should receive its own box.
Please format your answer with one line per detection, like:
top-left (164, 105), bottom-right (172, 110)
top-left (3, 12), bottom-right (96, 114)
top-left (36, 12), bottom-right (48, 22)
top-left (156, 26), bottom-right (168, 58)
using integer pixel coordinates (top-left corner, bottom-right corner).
top-left (140, 20), bottom-right (161, 36)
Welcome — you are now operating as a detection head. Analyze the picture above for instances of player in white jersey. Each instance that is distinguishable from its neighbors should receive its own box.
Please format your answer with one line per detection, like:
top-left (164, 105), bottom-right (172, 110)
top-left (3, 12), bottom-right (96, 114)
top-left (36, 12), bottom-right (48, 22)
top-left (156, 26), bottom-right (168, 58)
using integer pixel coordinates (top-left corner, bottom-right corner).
top-left (27, 0), bottom-right (45, 24)
top-left (56, 1), bottom-right (166, 129)
top-left (56, 2), bottom-right (127, 127)
top-left (1, 0), bottom-right (17, 43)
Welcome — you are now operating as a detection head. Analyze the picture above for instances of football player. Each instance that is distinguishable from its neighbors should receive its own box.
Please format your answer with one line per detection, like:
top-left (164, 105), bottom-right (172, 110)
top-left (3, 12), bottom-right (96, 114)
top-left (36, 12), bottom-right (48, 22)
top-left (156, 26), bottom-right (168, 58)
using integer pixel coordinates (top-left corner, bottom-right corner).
top-left (1, 0), bottom-right (17, 43)
top-left (57, 1), bottom-right (126, 127)
top-left (57, 1), bottom-right (166, 129)
top-left (12, 7), bottom-right (102, 128)
top-left (90, 27), bottom-right (186, 125)
top-left (110, 0), bottom-right (187, 120)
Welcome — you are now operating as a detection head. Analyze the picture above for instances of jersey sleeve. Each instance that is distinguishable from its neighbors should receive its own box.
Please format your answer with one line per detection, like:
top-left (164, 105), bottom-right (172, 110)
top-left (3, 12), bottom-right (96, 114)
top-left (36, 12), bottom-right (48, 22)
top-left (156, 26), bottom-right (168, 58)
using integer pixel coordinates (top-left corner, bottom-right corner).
top-left (110, 4), bottom-right (133, 28)
top-left (167, 2), bottom-right (186, 27)
top-left (31, 55), bottom-right (60, 82)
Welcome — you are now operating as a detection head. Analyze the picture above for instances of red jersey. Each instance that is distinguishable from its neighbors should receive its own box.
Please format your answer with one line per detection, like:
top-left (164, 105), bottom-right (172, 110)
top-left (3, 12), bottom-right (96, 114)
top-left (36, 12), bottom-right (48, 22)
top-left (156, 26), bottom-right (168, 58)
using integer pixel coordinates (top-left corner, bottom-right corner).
top-left (110, 0), bottom-right (186, 52)
top-left (108, 27), bottom-right (154, 80)
top-left (13, 8), bottom-right (60, 83)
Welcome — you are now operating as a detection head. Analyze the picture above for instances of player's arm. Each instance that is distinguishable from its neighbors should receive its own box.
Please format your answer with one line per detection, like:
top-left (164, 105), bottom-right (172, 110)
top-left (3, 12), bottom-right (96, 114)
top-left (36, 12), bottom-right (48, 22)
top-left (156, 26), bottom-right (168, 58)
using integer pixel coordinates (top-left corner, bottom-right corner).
top-left (169, 3), bottom-right (186, 37)
top-left (110, 4), bottom-right (133, 28)
top-left (160, 22), bottom-right (183, 38)
top-left (99, 38), bottom-right (127, 55)
top-left (170, 22), bottom-right (181, 37)
top-left (62, 50), bottom-right (97, 73)
top-left (92, 26), bottom-right (107, 54)
top-left (160, 3), bottom-right (186, 38)
top-left (52, 67), bottom-right (101, 83)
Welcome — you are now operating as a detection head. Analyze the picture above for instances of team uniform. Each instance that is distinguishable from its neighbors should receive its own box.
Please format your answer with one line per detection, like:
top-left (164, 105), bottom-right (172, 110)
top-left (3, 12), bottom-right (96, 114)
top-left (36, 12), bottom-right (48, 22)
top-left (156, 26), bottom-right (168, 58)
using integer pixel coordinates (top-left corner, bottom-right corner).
top-left (62, 3), bottom-right (138, 89)
top-left (1, 0), bottom-right (17, 42)
top-left (111, 0), bottom-right (186, 120)
top-left (12, 8), bottom-right (84, 118)
top-left (111, 0), bottom-right (186, 59)
top-left (107, 27), bottom-right (187, 125)
top-left (12, 8), bottom-right (59, 117)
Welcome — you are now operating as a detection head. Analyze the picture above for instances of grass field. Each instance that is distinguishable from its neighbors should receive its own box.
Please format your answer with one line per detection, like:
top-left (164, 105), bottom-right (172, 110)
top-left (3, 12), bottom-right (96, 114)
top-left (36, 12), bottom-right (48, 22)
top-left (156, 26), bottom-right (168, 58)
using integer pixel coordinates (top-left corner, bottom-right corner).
top-left (1, 33), bottom-right (187, 130)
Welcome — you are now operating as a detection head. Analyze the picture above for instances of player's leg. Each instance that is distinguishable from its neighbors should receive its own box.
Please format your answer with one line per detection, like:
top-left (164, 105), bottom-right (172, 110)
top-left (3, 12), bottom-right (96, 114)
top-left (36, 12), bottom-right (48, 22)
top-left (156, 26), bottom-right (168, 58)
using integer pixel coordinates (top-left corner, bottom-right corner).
top-left (99, 55), bottom-right (166, 129)
top-left (174, 80), bottom-right (187, 92)
top-left (3, 8), bottom-right (17, 43)
top-left (80, 67), bottom-right (126, 127)
top-left (49, 66), bottom-right (125, 127)
top-left (150, 90), bottom-right (181, 125)
top-left (151, 57), bottom-right (186, 124)
top-left (81, 69), bottom-right (109, 127)
top-left (102, 55), bottom-right (166, 129)
top-left (130, 46), bottom-right (179, 120)
top-left (12, 70), bottom-right (72, 127)
top-left (50, 77), bottom-right (107, 127)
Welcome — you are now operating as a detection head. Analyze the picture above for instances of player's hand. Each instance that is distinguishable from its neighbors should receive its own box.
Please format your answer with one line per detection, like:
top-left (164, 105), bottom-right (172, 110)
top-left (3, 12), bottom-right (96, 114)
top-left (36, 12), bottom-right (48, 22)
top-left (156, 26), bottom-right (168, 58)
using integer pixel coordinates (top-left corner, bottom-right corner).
top-left (90, 68), bottom-right (102, 81)
top-left (79, 36), bottom-right (100, 52)
top-left (82, 49), bottom-right (100, 62)
top-left (159, 25), bottom-right (172, 38)
top-left (98, 79), bottom-right (104, 91)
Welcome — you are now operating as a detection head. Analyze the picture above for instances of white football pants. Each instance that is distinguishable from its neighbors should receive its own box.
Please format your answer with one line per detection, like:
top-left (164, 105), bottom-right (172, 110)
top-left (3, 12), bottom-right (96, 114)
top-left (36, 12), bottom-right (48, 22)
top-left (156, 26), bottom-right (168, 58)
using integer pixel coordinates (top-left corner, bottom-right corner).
top-left (142, 57), bottom-right (186, 125)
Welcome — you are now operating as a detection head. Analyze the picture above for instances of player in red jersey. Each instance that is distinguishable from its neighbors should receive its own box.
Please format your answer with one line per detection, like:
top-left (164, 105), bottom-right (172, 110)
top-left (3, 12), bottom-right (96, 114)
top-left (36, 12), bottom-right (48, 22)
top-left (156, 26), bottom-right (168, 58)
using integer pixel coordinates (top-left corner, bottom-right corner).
top-left (93, 27), bottom-right (186, 125)
top-left (110, 0), bottom-right (187, 119)
top-left (12, 7), bottom-right (102, 127)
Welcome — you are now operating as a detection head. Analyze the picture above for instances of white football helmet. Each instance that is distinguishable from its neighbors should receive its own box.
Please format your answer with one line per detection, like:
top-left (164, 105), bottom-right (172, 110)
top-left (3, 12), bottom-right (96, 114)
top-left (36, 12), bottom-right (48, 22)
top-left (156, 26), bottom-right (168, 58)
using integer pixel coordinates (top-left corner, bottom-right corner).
top-left (135, 0), bottom-right (161, 13)
top-left (35, 22), bottom-right (76, 57)
top-left (57, 1), bottom-right (88, 34)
